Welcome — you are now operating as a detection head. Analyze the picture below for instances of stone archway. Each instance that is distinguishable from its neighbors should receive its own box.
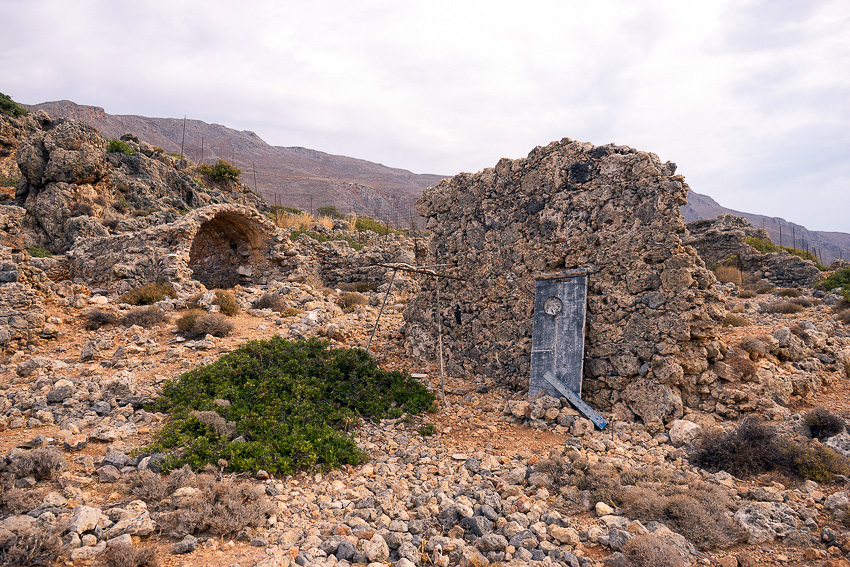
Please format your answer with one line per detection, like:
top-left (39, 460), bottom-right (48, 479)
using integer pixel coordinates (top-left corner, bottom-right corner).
top-left (187, 211), bottom-right (265, 289)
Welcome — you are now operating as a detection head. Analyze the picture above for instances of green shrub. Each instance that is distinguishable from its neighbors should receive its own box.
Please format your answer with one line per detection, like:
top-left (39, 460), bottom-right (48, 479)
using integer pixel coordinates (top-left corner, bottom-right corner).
top-left (271, 205), bottom-right (302, 216)
top-left (145, 337), bottom-right (435, 474)
top-left (107, 139), bottom-right (136, 156)
top-left (317, 205), bottom-right (345, 219)
top-left (804, 407), bottom-right (845, 441)
top-left (119, 306), bottom-right (168, 328)
top-left (418, 423), bottom-right (436, 437)
top-left (120, 282), bottom-right (177, 305)
top-left (722, 313), bottom-right (750, 327)
top-left (281, 306), bottom-right (302, 318)
top-left (290, 228), bottom-right (328, 243)
top-left (213, 289), bottom-right (239, 316)
top-left (26, 247), bottom-right (52, 258)
top-left (355, 216), bottom-right (390, 235)
top-left (819, 267), bottom-right (850, 299)
top-left (0, 92), bottom-right (28, 117)
top-left (338, 292), bottom-right (367, 312)
top-left (198, 159), bottom-right (241, 181)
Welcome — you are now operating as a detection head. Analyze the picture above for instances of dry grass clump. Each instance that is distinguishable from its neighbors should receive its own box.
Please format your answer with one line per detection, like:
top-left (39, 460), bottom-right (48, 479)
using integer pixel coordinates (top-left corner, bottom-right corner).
top-left (120, 282), bottom-right (176, 306)
top-left (761, 300), bottom-right (805, 314)
top-left (835, 309), bottom-right (850, 325)
top-left (737, 289), bottom-right (758, 299)
top-left (157, 475), bottom-right (274, 538)
top-left (338, 291), bottom-right (367, 312)
top-left (178, 312), bottom-right (233, 338)
top-left (118, 306), bottom-right (168, 328)
top-left (253, 292), bottom-right (287, 312)
top-left (2, 488), bottom-right (42, 514)
top-left (85, 308), bottom-right (118, 330)
top-left (8, 448), bottom-right (67, 480)
top-left (274, 211), bottom-right (314, 230)
top-left (803, 407), bottom-right (845, 441)
top-left (722, 313), bottom-right (750, 327)
top-left (714, 265), bottom-right (742, 286)
top-left (0, 524), bottom-right (62, 566)
top-left (776, 287), bottom-right (802, 297)
top-left (315, 215), bottom-right (334, 229)
top-left (691, 417), bottom-right (850, 482)
top-left (789, 296), bottom-right (818, 308)
top-left (127, 465), bottom-right (196, 506)
top-left (755, 284), bottom-right (777, 294)
top-left (621, 534), bottom-right (690, 567)
top-left (213, 289), bottom-right (239, 316)
top-left (281, 306), bottom-right (302, 318)
top-left (102, 544), bottom-right (159, 567)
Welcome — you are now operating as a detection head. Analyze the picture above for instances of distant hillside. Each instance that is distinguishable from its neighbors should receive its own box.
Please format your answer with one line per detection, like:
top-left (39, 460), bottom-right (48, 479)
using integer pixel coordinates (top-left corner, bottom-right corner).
top-left (26, 101), bottom-right (447, 227)
top-left (683, 191), bottom-right (850, 265)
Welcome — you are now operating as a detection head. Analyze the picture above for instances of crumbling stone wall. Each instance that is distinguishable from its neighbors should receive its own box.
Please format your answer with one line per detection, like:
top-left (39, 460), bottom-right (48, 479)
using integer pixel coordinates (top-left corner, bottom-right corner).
top-left (685, 214), bottom-right (822, 288)
top-left (404, 139), bottom-right (729, 424)
top-left (68, 204), bottom-right (290, 294)
top-left (0, 247), bottom-right (51, 348)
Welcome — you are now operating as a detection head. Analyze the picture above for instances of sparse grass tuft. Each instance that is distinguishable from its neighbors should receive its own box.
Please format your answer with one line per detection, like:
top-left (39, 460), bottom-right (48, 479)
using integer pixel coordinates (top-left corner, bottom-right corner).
top-left (119, 306), bottom-right (168, 329)
top-left (120, 282), bottom-right (177, 306)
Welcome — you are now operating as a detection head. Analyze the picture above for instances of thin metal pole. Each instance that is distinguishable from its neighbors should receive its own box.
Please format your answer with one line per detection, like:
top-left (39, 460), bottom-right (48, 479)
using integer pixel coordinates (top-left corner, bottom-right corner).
top-left (180, 116), bottom-right (186, 159)
top-left (366, 269), bottom-right (397, 354)
top-left (436, 286), bottom-right (446, 404)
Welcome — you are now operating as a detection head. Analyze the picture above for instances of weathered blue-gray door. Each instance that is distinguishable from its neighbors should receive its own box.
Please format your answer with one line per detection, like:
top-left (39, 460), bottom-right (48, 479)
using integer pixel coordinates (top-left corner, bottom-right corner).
top-left (529, 270), bottom-right (588, 398)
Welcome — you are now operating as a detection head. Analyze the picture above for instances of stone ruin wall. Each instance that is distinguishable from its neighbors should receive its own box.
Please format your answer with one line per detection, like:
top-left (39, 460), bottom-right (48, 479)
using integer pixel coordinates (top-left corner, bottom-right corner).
top-left (404, 139), bottom-right (733, 425)
top-left (684, 214), bottom-right (822, 288)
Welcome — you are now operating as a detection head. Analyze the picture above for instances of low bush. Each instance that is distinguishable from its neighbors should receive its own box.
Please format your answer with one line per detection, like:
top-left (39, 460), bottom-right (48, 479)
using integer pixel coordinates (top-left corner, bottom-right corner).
top-left (317, 205), bottom-right (345, 219)
top-left (738, 337), bottom-right (768, 360)
top-left (103, 543), bottom-right (158, 567)
top-left (724, 353), bottom-right (758, 380)
top-left (418, 423), bottom-right (436, 437)
top-left (621, 534), bottom-right (690, 567)
top-left (198, 159), bottom-right (241, 181)
top-left (746, 236), bottom-right (827, 269)
top-left (722, 313), bottom-right (750, 327)
top-left (837, 309), bottom-right (850, 325)
top-left (353, 281), bottom-right (377, 293)
top-left (0, 92), bottom-right (28, 117)
top-left (127, 465), bottom-right (195, 505)
top-left (176, 309), bottom-right (205, 333)
top-left (9, 448), bottom-right (67, 480)
top-left (281, 306), bottom-right (302, 318)
top-left (120, 282), bottom-right (177, 306)
top-left (27, 246), bottom-right (52, 258)
top-left (107, 139), bottom-right (136, 156)
top-left (755, 284), bottom-right (777, 295)
top-left (737, 289), bottom-right (757, 299)
top-left (790, 297), bottom-right (818, 308)
top-left (714, 265), bottom-right (742, 286)
top-left (804, 407), bottom-right (845, 441)
top-left (189, 313), bottom-right (233, 337)
top-left (145, 337), bottom-right (435, 474)
top-left (777, 288), bottom-right (802, 297)
top-left (338, 292), bottom-right (367, 312)
top-left (253, 292), bottom-right (287, 312)
top-left (213, 289), bottom-right (239, 316)
top-left (85, 308), bottom-right (118, 330)
top-left (355, 216), bottom-right (390, 235)
top-left (118, 306), bottom-right (168, 328)
top-left (818, 266), bottom-right (850, 293)
top-left (0, 524), bottom-right (62, 566)
top-left (691, 417), bottom-right (850, 482)
top-left (761, 301), bottom-right (804, 314)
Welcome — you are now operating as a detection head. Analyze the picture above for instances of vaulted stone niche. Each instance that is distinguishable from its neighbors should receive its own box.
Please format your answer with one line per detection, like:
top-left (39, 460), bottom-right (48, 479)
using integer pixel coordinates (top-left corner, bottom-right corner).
top-left (188, 212), bottom-right (264, 289)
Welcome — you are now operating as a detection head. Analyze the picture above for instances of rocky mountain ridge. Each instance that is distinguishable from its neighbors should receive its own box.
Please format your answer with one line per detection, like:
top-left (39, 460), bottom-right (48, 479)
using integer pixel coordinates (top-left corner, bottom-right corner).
top-left (25, 101), bottom-right (446, 227)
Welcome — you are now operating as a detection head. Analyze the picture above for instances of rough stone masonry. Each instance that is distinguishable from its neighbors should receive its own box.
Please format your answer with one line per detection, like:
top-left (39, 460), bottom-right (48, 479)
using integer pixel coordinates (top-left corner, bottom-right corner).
top-left (404, 138), bottom-right (729, 425)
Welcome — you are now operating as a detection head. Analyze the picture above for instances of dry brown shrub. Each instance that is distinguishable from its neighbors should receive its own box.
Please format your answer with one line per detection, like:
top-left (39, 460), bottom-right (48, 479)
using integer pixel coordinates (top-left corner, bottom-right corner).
top-left (281, 306), bottom-right (302, 318)
top-left (777, 287), bottom-right (802, 297)
top-left (715, 265), bottom-right (742, 286)
top-left (190, 411), bottom-right (237, 439)
top-left (127, 470), bottom-right (167, 505)
top-left (338, 291), bottom-right (367, 312)
top-left (102, 543), bottom-right (159, 567)
top-left (0, 524), bottom-right (62, 566)
top-left (213, 289), bottom-right (239, 316)
top-left (176, 309), bottom-right (205, 332)
top-left (737, 289), bottom-right (758, 299)
top-left (157, 474), bottom-right (273, 538)
top-left (722, 313), bottom-right (750, 327)
top-left (253, 292), bottom-right (286, 312)
top-left (762, 300), bottom-right (805, 314)
top-left (621, 534), bottom-right (690, 567)
top-left (190, 313), bottom-right (234, 337)
top-left (85, 308), bottom-right (117, 330)
top-left (2, 488), bottom-right (42, 514)
top-left (118, 306), bottom-right (168, 328)
top-left (835, 308), bottom-right (850, 325)
top-left (9, 448), bottom-right (67, 480)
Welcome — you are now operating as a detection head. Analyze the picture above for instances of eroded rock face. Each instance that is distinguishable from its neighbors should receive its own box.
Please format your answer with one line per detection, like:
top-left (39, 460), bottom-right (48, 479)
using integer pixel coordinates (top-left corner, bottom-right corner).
top-left (404, 138), bottom-right (727, 421)
top-left (685, 214), bottom-right (821, 288)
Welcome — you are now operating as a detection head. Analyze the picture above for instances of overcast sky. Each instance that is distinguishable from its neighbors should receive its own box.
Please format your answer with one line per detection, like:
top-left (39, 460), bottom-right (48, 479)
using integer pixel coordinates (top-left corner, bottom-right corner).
top-left (3, 0), bottom-right (848, 232)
